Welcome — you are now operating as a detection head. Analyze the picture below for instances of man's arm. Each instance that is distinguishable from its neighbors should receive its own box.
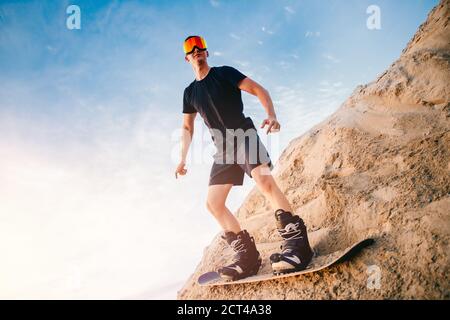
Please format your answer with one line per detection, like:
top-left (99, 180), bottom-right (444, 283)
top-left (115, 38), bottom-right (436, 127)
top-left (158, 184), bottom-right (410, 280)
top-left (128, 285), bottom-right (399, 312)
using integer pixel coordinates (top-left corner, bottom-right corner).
top-left (175, 113), bottom-right (196, 178)
top-left (238, 77), bottom-right (280, 134)
top-left (181, 113), bottom-right (196, 162)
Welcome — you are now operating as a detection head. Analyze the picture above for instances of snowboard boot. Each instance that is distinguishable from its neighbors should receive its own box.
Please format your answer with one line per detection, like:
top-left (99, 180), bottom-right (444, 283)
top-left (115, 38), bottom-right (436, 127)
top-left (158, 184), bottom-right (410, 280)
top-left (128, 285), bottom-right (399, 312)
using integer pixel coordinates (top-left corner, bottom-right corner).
top-left (270, 209), bottom-right (314, 275)
top-left (218, 229), bottom-right (262, 281)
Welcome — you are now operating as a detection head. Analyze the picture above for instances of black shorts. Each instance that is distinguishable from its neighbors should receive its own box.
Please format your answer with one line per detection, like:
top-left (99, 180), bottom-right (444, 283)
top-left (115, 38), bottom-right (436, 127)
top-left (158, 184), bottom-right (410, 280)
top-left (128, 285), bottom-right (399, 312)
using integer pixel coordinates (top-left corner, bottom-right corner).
top-left (208, 129), bottom-right (273, 186)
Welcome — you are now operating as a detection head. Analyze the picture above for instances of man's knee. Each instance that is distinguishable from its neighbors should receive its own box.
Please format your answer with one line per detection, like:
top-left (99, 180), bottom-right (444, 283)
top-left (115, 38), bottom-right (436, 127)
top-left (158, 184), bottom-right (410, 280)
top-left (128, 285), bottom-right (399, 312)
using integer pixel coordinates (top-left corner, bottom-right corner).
top-left (206, 198), bottom-right (226, 215)
top-left (255, 175), bottom-right (273, 194)
top-left (251, 163), bottom-right (272, 178)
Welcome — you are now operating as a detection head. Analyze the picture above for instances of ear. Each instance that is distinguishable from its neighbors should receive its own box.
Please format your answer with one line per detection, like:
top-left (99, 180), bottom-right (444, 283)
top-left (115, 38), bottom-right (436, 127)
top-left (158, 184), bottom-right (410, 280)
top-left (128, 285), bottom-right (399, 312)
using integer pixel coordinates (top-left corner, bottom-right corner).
top-left (206, 50), bottom-right (209, 57)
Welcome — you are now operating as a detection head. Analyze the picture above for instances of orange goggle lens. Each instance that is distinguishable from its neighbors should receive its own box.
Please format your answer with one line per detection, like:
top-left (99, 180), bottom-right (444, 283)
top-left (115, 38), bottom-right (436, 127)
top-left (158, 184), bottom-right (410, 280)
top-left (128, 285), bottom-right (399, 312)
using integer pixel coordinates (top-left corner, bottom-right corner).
top-left (183, 36), bottom-right (207, 54)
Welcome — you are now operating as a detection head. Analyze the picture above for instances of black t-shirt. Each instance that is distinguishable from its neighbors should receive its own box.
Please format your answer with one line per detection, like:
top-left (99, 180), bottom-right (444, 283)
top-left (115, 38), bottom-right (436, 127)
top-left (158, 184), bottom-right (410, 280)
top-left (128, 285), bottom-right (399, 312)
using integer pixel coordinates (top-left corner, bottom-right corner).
top-left (182, 66), bottom-right (255, 133)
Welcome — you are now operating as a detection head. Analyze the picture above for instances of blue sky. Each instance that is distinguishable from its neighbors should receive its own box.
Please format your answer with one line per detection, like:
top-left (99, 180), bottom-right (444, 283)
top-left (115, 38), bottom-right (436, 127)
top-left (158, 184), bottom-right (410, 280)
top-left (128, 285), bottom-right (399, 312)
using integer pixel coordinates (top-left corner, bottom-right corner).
top-left (0, 0), bottom-right (438, 299)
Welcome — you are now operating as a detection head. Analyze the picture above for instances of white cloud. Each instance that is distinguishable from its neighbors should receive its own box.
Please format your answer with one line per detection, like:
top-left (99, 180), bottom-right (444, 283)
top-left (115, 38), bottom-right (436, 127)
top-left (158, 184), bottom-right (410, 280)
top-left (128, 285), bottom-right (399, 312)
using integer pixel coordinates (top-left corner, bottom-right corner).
top-left (284, 6), bottom-right (295, 14)
top-left (276, 60), bottom-right (290, 70)
top-left (261, 26), bottom-right (275, 35)
top-left (270, 80), bottom-right (350, 148)
top-left (46, 45), bottom-right (57, 53)
top-left (229, 33), bottom-right (241, 40)
top-left (322, 53), bottom-right (340, 63)
top-left (271, 84), bottom-right (310, 145)
top-left (209, 0), bottom-right (220, 7)
top-left (305, 31), bottom-right (321, 38)
top-left (234, 60), bottom-right (249, 67)
top-left (147, 84), bottom-right (162, 93)
top-left (317, 80), bottom-right (348, 99)
top-left (213, 51), bottom-right (223, 56)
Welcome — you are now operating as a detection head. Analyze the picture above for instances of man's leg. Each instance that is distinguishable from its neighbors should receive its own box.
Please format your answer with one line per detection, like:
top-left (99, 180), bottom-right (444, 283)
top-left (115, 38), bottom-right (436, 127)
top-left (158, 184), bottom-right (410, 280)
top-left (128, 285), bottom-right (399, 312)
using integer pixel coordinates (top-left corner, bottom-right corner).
top-left (206, 184), bottom-right (241, 234)
top-left (250, 163), bottom-right (292, 212)
top-left (206, 183), bottom-right (261, 280)
top-left (251, 163), bottom-right (313, 274)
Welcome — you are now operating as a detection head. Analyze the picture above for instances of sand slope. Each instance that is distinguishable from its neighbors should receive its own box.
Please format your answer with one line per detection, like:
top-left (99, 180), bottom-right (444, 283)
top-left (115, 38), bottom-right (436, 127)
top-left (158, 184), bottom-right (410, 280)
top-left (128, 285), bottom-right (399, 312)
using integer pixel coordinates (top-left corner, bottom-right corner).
top-left (178, 0), bottom-right (450, 299)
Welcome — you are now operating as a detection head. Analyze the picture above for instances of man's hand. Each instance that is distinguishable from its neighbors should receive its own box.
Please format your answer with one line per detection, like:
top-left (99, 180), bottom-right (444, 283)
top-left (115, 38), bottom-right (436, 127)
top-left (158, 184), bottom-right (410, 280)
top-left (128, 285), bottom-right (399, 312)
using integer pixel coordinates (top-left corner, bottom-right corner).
top-left (261, 116), bottom-right (280, 134)
top-left (175, 161), bottom-right (187, 179)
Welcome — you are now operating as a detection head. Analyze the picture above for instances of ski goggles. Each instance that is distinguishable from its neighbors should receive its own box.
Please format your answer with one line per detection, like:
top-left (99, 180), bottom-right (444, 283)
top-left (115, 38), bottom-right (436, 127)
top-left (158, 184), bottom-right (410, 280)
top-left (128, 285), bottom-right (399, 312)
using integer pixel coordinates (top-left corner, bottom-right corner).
top-left (183, 36), bottom-right (208, 55)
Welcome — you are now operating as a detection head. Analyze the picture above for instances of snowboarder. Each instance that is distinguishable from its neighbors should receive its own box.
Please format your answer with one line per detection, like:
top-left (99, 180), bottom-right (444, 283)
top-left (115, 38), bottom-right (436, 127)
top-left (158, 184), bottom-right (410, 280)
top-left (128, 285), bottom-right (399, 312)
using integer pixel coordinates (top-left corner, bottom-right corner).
top-left (175, 35), bottom-right (313, 280)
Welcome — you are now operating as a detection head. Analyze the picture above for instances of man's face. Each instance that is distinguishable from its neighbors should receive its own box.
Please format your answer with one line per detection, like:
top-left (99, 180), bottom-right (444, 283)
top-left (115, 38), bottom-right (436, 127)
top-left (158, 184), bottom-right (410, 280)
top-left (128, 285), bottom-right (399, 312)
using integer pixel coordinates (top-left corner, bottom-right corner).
top-left (185, 47), bottom-right (208, 65)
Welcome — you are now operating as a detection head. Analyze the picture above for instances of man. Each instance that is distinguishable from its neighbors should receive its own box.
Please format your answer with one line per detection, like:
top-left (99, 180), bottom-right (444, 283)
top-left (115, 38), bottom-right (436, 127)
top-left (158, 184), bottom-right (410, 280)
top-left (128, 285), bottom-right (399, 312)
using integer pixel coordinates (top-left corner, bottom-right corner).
top-left (175, 35), bottom-right (313, 280)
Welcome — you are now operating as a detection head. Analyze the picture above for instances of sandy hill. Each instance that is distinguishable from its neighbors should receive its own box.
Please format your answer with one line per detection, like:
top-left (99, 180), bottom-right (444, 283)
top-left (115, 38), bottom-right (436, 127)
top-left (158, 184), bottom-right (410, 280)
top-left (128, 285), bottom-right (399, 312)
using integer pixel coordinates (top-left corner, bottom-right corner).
top-left (178, 0), bottom-right (449, 299)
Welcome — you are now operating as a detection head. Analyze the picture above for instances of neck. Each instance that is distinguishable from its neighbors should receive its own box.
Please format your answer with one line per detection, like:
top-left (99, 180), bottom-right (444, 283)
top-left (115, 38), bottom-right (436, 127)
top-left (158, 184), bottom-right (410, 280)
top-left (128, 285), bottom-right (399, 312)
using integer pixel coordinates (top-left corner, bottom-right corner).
top-left (193, 62), bottom-right (211, 81)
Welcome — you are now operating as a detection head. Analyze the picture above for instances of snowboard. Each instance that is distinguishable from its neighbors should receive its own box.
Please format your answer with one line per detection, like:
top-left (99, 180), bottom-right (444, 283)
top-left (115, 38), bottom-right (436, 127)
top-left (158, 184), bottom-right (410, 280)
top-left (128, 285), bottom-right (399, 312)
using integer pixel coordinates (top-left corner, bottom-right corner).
top-left (198, 238), bottom-right (374, 286)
